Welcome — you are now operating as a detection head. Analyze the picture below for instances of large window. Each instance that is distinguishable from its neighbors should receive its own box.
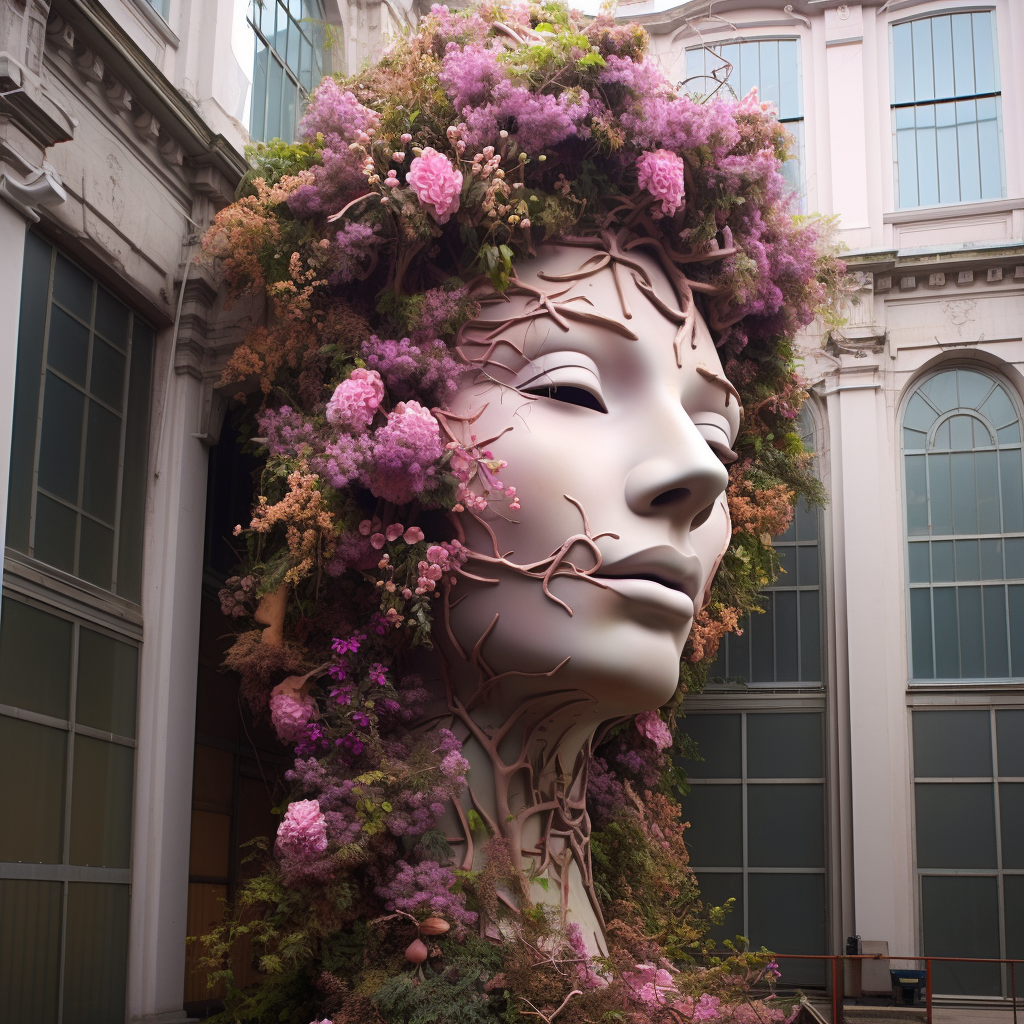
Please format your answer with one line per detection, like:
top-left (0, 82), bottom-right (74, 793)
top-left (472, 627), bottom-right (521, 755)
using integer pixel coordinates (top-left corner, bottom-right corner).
top-left (913, 708), bottom-right (1024, 995)
top-left (0, 596), bottom-right (138, 1024)
top-left (249, 0), bottom-right (326, 143)
top-left (6, 233), bottom-right (154, 602)
top-left (710, 412), bottom-right (822, 687)
top-left (681, 711), bottom-right (827, 986)
top-left (891, 11), bottom-right (1004, 208)
top-left (903, 368), bottom-right (1024, 681)
top-left (685, 39), bottom-right (804, 193)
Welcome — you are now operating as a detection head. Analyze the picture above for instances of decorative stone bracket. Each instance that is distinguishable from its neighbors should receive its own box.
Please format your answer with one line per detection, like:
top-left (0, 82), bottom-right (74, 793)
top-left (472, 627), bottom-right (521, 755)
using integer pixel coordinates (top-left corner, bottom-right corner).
top-left (826, 271), bottom-right (888, 358)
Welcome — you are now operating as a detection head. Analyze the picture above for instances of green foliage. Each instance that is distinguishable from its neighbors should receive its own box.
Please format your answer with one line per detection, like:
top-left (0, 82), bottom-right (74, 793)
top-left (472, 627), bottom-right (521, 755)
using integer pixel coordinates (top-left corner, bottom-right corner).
top-left (237, 138), bottom-right (322, 199)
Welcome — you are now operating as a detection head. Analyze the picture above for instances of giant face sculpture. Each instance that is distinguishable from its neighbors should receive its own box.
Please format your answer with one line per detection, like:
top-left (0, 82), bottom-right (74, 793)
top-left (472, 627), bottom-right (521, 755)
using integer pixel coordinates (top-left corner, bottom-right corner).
top-left (426, 238), bottom-right (741, 951)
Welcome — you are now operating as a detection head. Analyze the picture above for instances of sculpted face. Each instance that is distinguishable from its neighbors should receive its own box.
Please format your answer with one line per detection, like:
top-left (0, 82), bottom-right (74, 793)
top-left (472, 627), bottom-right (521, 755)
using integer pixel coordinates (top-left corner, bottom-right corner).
top-left (443, 244), bottom-right (740, 718)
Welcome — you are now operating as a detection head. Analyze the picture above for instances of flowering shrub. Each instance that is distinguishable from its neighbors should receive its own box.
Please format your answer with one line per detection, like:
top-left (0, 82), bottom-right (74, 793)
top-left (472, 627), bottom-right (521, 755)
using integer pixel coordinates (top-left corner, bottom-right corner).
top-left (195, 2), bottom-right (840, 1021)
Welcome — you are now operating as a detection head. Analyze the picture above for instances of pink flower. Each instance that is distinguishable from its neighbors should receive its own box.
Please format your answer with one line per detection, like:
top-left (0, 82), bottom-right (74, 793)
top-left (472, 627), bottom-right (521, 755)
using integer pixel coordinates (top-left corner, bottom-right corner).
top-left (635, 710), bottom-right (673, 751)
top-left (326, 368), bottom-right (384, 431)
top-left (636, 149), bottom-right (686, 217)
top-left (404, 526), bottom-right (424, 543)
top-left (269, 692), bottom-right (317, 743)
top-left (276, 799), bottom-right (328, 859)
top-left (406, 147), bottom-right (463, 224)
top-left (386, 523), bottom-right (405, 542)
top-left (623, 963), bottom-right (679, 1006)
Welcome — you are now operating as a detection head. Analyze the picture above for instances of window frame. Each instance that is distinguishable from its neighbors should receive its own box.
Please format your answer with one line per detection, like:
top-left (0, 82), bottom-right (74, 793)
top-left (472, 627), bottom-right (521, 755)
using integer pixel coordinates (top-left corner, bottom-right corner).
top-left (900, 364), bottom-right (1024, 685)
top-left (888, 8), bottom-right (1005, 210)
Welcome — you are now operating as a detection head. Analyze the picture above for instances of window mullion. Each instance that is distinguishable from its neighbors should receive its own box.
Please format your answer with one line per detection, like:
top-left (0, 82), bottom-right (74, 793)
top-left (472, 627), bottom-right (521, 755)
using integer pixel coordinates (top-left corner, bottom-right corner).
top-left (28, 249), bottom-right (57, 559)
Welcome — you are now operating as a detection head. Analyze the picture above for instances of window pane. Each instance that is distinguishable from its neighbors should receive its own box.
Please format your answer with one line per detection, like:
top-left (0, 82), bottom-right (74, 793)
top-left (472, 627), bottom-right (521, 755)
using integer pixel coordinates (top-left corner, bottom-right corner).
top-left (89, 340), bottom-right (126, 412)
top-left (910, 588), bottom-right (934, 678)
top-left (773, 590), bottom-right (799, 682)
top-left (750, 596), bottom-right (774, 682)
top-left (976, 451), bottom-right (1000, 534)
top-left (693, 871), bottom-right (743, 948)
top-left (0, 597), bottom-right (72, 719)
top-left (251, 37), bottom-right (269, 141)
top-left (748, 873), bottom-right (826, 987)
top-left (681, 784), bottom-right (742, 867)
top-left (954, 539), bottom-right (979, 580)
top-left (0, 717), bottom-right (66, 863)
top-left (117, 322), bottom-right (154, 603)
top-left (979, 114), bottom-right (1002, 198)
top-left (52, 254), bottom-right (92, 322)
top-left (47, 305), bottom-right (89, 386)
top-left (69, 736), bottom-right (134, 868)
top-left (980, 538), bottom-right (1002, 579)
top-left (930, 454), bottom-right (953, 534)
top-left (972, 12), bottom-right (995, 95)
top-left (82, 400), bottom-right (121, 525)
top-left (957, 586), bottom-right (984, 677)
top-left (951, 452), bottom-right (979, 534)
top-left (982, 586), bottom-right (1009, 677)
top-left (794, 497), bottom-right (818, 541)
top-left (897, 125), bottom-right (919, 208)
top-left (921, 875), bottom-right (1001, 996)
top-left (8, 234), bottom-right (52, 551)
top-left (906, 456), bottom-right (928, 534)
top-left (33, 494), bottom-right (77, 574)
top-left (980, 384), bottom-right (1015, 429)
top-left (917, 122), bottom-right (939, 207)
top-left (1011, 586), bottom-right (1024, 676)
top-left (951, 13), bottom-right (975, 95)
top-left (911, 18), bottom-right (934, 100)
top-left (747, 713), bottom-right (823, 779)
top-left (932, 587), bottom-right (959, 677)
top-left (1006, 875), bottom-right (1024, 961)
top-left (915, 783), bottom-right (996, 867)
top-left (94, 288), bottom-right (129, 352)
top-left (997, 710), bottom-right (1024, 776)
top-left (796, 544), bottom-right (818, 587)
top-left (747, 784), bottom-right (824, 867)
top-left (1000, 783), bottom-right (1024, 867)
top-left (909, 542), bottom-right (930, 582)
top-left (267, 53), bottom-right (285, 140)
top-left (931, 15), bottom-right (954, 98)
top-left (78, 517), bottom-right (114, 591)
top-left (799, 591), bottom-right (821, 682)
top-left (37, 371), bottom-right (84, 506)
top-left (957, 120), bottom-right (981, 203)
top-left (680, 714), bottom-right (741, 778)
top-left (1008, 538), bottom-right (1024, 580)
top-left (76, 629), bottom-right (138, 738)
top-left (1000, 450), bottom-right (1024, 532)
top-left (893, 22), bottom-right (914, 103)
top-left (913, 709), bottom-right (991, 777)
top-left (63, 883), bottom-right (130, 1024)
top-left (0, 880), bottom-right (62, 1024)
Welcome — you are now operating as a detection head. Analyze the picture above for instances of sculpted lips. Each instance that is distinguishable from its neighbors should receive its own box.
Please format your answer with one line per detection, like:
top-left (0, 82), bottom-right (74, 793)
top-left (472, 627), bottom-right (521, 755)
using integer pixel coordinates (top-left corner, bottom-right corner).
top-left (592, 545), bottom-right (703, 620)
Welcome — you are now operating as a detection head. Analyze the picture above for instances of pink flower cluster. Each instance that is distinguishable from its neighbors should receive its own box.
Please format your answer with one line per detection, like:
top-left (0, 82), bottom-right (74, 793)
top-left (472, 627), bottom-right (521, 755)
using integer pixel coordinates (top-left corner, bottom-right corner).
top-left (635, 710), bottom-right (673, 751)
top-left (414, 540), bottom-right (466, 596)
top-left (326, 368), bottom-right (385, 431)
top-left (358, 516), bottom-right (425, 550)
top-left (448, 435), bottom-right (519, 512)
top-left (376, 858), bottom-right (478, 936)
top-left (636, 148), bottom-right (687, 218)
top-left (406, 147), bottom-right (463, 224)
top-left (276, 798), bottom-right (328, 860)
top-left (623, 962), bottom-right (679, 1007)
top-left (270, 691), bottom-right (317, 744)
top-left (365, 401), bottom-right (445, 504)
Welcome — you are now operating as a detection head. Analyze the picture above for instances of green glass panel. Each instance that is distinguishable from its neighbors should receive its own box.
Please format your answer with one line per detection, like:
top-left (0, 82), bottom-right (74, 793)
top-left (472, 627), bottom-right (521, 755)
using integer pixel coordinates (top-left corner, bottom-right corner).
top-left (693, 871), bottom-right (743, 948)
top-left (980, 538), bottom-right (1002, 579)
top-left (63, 883), bottom-right (130, 1024)
top-left (0, 717), bottom-right (66, 863)
top-left (1000, 782), bottom-right (1024, 867)
top-left (77, 517), bottom-right (114, 591)
top-left (909, 543), bottom-right (930, 582)
top-left (76, 628), bottom-right (138, 738)
top-left (94, 288), bottom-right (129, 352)
top-left (747, 713), bottom-right (823, 779)
top-left (905, 428), bottom-right (926, 450)
top-left (37, 371), bottom-right (84, 505)
top-left (997, 422), bottom-right (1020, 444)
top-left (797, 544), bottom-right (818, 586)
top-left (680, 714), bottom-right (741, 778)
top-left (1006, 538), bottom-right (1024, 579)
top-left (976, 451), bottom-right (1000, 533)
top-left (921, 875), bottom-right (1001, 996)
top-left (1006, 875), bottom-right (1024, 961)
top-left (799, 591), bottom-right (821, 683)
top-left (913, 709), bottom-right (991, 777)
top-left (747, 874), bottom-right (826, 987)
top-left (997, 709), bottom-right (1024, 775)
top-left (950, 415), bottom-right (973, 449)
top-left (747, 784), bottom-right (824, 867)
top-left (773, 591), bottom-right (799, 682)
top-left (951, 452), bottom-right (979, 534)
top-left (933, 540), bottom-right (954, 580)
top-left (916, 783), bottom-right (996, 867)
top-left (980, 385), bottom-right (1015, 430)
top-left (69, 736), bottom-right (134, 868)
top-left (910, 588), bottom-right (934, 678)
top-left (681, 784), bottom-right (742, 867)
top-left (46, 305), bottom-right (89, 387)
top-left (905, 455), bottom-right (929, 535)
top-left (89, 340), bottom-right (126, 412)
top-left (0, 597), bottom-right (72, 718)
top-left (1000, 450), bottom-right (1024, 532)
top-left (82, 400), bottom-right (120, 525)
top-left (1011, 586), bottom-right (1024, 676)
top-left (905, 394), bottom-right (938, 433)
top-left (930, 453), bottom-right (953, 534)
top-left (954, 539), bottom-right (980, 580)
top-left (8, 233), bottom-right (52, 552)
top-left (932, 588), bottom-right (959, 677)
top-left (750, 595), bottom-right (775, 683)
top-left (922, 370), bottom-right (959, 413)
top-left (957, 587), bottom-right (984, 677)
top-left (982, 586), bottom-right (1008, 677)
top-left (33, 494), bottom-right (77, 574)
top-left (52, 254), bottom-right (92, 322)
top-left (0, 879), bottom-right (62, 1024)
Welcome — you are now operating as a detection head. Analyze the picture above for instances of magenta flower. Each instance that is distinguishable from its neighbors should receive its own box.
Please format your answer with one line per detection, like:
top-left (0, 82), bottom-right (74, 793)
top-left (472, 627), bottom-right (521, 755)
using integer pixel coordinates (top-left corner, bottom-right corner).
top-left (406, 148), bottom-right (463, 224)
top-left (276, 799), bottom-right (328, 859)
top-left (269, 692), bottom-right (317, 744)
top-left (636, 148), bottom-right (687, 217)
top-left (326, 368), bottom-right (384, 432)
top-left (635, 710), bottom-right (673, 751)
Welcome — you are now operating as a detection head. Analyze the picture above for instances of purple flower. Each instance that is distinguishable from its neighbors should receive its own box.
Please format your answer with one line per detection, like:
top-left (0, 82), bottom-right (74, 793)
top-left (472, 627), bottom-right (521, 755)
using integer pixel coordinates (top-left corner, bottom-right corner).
top-left (636, 149), bottom-right (686, 217)
top-left (332, 633), bottom-right (366, 655)
top-left (363, 401), bottom-right (445, 505)
top-left (352, 711), bottom-right (370, 728)
top-left (361, 336), bottom-right (464, 406)
top-left (377, 859), bottom-right (478, 936)
top-left (635, 710), bottom-right (673, 751)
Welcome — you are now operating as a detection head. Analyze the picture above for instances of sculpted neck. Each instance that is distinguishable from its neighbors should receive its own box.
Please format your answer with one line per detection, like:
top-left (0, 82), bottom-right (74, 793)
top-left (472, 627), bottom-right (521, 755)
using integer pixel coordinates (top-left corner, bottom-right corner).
top-left (418, 646), bottom-right (609, 954)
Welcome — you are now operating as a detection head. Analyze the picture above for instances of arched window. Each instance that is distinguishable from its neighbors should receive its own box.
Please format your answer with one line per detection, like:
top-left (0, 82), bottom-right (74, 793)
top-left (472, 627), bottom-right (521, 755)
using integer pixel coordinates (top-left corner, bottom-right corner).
top-left (903, 367), bottom-right (1024, 680)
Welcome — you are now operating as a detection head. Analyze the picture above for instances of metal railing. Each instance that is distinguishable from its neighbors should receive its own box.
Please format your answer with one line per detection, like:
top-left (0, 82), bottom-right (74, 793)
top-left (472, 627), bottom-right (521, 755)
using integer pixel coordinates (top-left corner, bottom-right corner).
top-left (771, 954), bottom-right (1023, 1024)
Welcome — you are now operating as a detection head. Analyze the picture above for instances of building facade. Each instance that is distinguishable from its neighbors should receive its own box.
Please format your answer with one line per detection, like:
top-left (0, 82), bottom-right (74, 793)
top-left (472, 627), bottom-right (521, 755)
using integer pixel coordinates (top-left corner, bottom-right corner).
top-left (2, 0), bottom-right (1024, 1020)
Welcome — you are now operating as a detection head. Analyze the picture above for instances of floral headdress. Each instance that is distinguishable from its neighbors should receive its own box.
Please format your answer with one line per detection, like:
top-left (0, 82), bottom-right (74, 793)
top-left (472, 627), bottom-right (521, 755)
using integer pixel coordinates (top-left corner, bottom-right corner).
top-left (200, 2), bottom-right (841, 1020)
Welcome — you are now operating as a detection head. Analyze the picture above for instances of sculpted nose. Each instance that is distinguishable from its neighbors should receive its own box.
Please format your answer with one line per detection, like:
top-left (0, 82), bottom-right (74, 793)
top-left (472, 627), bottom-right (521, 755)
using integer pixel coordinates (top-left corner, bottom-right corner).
top-left (624, 419), bottom-right (729, 526)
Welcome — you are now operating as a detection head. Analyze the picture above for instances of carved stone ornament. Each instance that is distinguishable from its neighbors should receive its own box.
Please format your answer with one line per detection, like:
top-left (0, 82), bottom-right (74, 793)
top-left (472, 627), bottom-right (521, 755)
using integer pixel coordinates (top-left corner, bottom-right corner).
top-left (826, 270), bottom-right (888, 357)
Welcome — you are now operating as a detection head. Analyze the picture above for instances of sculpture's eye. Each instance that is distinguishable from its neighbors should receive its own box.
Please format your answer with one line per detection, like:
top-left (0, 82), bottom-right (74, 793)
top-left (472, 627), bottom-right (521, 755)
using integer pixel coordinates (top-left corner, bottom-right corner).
top-left (521, 384), bottom-right (607, 413)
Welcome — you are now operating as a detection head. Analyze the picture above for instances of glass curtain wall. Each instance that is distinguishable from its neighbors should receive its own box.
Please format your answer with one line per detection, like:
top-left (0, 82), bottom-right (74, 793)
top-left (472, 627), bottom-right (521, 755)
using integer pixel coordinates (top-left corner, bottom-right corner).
top-left (249, 0), bottom-right (326, 143)
top-left (902, 368), bottom-right (1024, 681)
top-left (891, 11), bottom-right (1004, 208)
top-left (685, 39), bottom-right (804, 194)
top-left (1, 233), bottom-right (152, 1024)
top-left (913, 708), bottom-right (1024, 995)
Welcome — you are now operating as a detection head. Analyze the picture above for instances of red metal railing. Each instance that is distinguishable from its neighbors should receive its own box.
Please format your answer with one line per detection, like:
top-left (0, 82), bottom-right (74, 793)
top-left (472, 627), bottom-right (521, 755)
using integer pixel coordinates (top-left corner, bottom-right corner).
top-left (770, 954), bottom-right (1022, 1024)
